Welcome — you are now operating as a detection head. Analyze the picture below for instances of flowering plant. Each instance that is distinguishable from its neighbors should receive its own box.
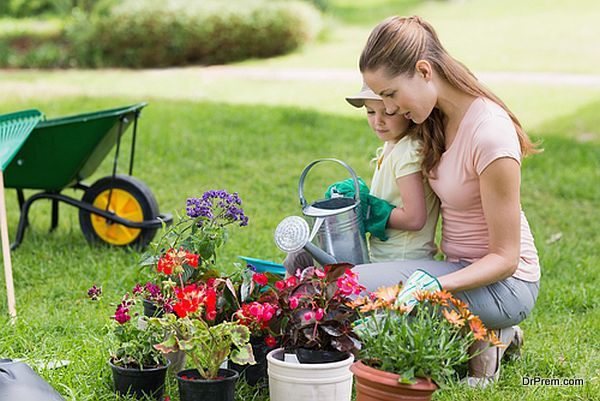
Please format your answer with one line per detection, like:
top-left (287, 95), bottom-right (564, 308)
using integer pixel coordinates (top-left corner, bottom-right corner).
top-left (271, 264), bottom-right (362, 357)
top-left (151, 278), bottom-right (256, 380)
top-left (109, 294), bottom-right (166, 369)
top-left (349, 286), bottom-right (504, 385)
top-left (227, 268), bottom-right (281, 347)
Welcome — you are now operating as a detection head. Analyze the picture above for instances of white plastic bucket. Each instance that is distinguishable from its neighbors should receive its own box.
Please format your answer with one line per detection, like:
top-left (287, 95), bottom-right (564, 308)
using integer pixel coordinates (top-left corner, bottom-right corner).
top-left (267, 348), bottom-right (354, 401)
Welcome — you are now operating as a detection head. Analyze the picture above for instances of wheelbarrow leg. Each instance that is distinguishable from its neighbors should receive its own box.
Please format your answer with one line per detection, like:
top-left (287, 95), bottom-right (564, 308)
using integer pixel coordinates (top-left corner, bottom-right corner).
top-left (16, 189), bottom-right (29, 229)
top-left (50, 199), bottom-right (59, 232)
top-left (10, 192), bottom-right (40, 250)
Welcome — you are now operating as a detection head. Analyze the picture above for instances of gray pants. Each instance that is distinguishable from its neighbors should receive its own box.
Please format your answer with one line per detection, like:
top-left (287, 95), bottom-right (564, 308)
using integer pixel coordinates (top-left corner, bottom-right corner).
top-left (352, 260), bottom-right (540, 329)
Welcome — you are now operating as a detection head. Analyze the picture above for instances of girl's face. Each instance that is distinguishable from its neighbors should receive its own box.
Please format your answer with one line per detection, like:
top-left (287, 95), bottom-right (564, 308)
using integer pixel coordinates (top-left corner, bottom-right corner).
top-left (363, 65), bottom-right (437, 125)
top-left (364, 99), bottom-right (410, 142)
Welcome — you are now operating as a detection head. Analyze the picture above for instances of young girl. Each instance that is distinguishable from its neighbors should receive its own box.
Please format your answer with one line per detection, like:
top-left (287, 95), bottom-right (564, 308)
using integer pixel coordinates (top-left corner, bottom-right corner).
top-left (346, 83), bottom-right (439, 262)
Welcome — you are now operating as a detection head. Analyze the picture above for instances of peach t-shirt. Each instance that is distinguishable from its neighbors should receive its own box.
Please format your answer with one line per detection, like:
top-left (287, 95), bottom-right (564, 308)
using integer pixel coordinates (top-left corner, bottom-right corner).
top-left (428, 98), bottom-right (540, 282)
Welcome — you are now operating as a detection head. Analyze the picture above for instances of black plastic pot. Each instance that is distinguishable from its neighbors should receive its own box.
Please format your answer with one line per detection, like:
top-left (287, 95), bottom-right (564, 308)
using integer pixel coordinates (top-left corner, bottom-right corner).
top-left (296, 348), bottom-right (349, 364)
top-left (142, 299), bottom-right (164, 318)
top-left (109, 359), bottom-right (169, 400)
top-left (228, 337), bottom-right (273, 386)
top-left (177, 368), bottom-right (239, 401)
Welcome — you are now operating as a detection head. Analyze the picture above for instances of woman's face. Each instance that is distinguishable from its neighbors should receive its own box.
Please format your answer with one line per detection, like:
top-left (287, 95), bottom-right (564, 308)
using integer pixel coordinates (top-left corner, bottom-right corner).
top-left (363, 99), bottom-right (410, 142)
top-left (363, 65), bottom-right (437, 124)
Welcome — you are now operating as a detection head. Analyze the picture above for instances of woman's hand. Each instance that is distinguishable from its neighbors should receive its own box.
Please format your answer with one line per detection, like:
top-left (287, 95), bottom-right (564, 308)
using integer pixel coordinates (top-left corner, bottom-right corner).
top-left (438, 157), bottom-right (521, 292)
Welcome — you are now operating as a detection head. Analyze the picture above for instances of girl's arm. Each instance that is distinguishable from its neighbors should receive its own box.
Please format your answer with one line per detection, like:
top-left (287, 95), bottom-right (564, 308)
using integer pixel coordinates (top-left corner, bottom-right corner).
top-left (437, 158), bottom-right (521, 292)
top-left (386, 172), bottom-right (427, 231)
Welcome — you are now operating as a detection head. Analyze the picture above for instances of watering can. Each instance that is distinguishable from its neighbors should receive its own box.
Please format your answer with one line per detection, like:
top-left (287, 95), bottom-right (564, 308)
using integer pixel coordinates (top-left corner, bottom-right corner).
top-left (274, 158), bottom-right (370, 266)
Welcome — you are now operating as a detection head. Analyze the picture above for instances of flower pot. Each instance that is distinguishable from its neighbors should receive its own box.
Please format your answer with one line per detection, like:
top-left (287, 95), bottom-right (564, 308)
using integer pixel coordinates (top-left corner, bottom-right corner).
top-left (228, 337), bottom-right (273, 386)
top-left (143, 299), bottom-right (164, 318)
top-left (109, 359), bottom-right (170, 400)
top-left (176, 368), bottom-right (239, 401)
top-left (296, 347), bottom-right (349, 364)
top-left (267, 348), bottom-right (354, 401)
top-left (350, 360), bottom-right (438, 401)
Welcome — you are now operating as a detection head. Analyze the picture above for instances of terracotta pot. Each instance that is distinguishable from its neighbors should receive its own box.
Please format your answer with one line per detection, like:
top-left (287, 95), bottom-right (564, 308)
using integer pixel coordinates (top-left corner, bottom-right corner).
top-left (350, 360), bottom-right (438, 401)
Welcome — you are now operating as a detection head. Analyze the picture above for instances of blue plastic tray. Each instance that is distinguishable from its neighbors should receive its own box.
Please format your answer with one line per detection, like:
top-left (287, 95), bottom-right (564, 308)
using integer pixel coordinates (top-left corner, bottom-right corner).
top-left (238, 256), bottom-right (286, 276)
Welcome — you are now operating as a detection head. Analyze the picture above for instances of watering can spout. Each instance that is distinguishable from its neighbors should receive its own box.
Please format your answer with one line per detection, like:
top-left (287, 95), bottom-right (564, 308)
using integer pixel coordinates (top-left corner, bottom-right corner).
top-left (274, 216), bottom-right (338, 266)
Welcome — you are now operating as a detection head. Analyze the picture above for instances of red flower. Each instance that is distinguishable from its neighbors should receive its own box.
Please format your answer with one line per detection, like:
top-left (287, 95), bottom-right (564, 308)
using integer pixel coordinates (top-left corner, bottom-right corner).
top-left (205, 287), bottom-right (217, 321)
top-left (252, 273), bottom-right (268, 286)
top-left (285, 276), bottom-right (298, 288)
top-left (288, 296), bottom-right (299, 310)
top-left (265, 336), bottom-right (277, 348)
top-left (185, 252), bottom-right (199, 268)
top-left (157, 248), bottom-right (200, 275)
top-left (275, 280), bottom-right (286, 291)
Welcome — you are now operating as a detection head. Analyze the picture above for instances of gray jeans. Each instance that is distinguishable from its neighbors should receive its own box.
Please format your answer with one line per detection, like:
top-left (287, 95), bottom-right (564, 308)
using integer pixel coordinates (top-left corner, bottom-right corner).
top-left (352, 260), bottom-right (540, 329)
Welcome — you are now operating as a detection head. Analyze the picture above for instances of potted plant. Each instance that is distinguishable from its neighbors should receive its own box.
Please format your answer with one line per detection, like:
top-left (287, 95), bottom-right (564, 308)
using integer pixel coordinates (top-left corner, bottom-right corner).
top-left (348, 286), bottom-right (504, 401)
top-left (266, 264), bottom-right (363, 401)
top-left (226, 267), bottom-right (280, 385)
top-left (108, 294), bottom-right (170, 400)
top-left (151, 278), bottom-right (256, 401)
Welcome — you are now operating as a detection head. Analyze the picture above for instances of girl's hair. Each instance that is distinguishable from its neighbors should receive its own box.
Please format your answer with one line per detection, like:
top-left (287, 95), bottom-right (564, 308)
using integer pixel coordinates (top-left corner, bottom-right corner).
top-left (359, 16), bottom-right (539, 176)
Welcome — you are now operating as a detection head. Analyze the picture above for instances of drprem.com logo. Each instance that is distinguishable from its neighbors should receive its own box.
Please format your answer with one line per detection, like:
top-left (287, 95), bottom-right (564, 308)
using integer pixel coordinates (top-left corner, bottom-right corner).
top-left (522, 377), bottom-right (585, 386)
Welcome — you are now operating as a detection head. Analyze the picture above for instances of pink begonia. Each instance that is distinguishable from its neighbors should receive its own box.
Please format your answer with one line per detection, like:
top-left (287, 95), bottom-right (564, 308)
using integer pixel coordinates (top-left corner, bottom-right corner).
top-left (336, 269), bottom-right (364, 296)
top-left (289, 296), bottom-right (299, 310)
top-left (303, 311), bottom-right (314, 321)
top-left (315, 308), bottom-right (324, 321)
top-left (315, 269), bottom-right (326, 279)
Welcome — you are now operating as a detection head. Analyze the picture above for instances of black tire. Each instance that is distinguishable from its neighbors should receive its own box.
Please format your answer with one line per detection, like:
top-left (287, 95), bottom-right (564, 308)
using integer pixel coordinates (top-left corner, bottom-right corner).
top-left (79, 174), bottom-right (160, 249)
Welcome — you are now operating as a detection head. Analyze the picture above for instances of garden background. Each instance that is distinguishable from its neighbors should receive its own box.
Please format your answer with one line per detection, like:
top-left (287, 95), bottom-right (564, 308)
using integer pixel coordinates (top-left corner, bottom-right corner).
top-left (0, 0), bottom-right (598, 400)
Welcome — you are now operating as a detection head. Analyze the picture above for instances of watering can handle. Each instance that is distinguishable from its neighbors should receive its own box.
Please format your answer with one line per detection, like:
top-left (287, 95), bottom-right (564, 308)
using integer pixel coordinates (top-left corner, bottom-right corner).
top-left (298, 158), bottom-right (362, 208)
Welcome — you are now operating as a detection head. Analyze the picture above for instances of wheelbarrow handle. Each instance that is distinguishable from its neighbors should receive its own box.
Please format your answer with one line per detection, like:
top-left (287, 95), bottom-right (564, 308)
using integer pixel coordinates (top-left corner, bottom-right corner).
top-left (298, 158), bottom-right (361, 209)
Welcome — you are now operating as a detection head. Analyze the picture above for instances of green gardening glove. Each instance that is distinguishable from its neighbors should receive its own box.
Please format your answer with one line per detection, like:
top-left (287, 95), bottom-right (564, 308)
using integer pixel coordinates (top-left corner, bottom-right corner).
top-left (325, 177), bottom-right (370, 227)
top-left (325, 178), bottom-right (395, 241)
top-left (365, 194), bottom-right (395, 241)
top-left (395, 269), bottom-right (442, 310)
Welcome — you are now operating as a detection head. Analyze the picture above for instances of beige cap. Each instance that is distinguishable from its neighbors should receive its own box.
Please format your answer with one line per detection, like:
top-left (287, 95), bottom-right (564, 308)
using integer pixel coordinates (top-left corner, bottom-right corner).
top-left (345, 82), bottom-right (382, 108)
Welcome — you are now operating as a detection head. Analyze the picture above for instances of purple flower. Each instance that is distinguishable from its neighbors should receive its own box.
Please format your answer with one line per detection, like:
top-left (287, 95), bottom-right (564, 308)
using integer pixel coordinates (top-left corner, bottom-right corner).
top-left (114, 302), bottom-right (131, 324)
top-left (186, 190), bottom-right (249, 227)
top-left (87, 284), bottom-right (102, 301)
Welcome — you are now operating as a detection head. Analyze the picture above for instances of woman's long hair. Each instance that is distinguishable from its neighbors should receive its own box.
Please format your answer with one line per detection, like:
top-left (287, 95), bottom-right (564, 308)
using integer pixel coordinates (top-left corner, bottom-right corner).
top-left (359, 16), bottom-right (539, 176)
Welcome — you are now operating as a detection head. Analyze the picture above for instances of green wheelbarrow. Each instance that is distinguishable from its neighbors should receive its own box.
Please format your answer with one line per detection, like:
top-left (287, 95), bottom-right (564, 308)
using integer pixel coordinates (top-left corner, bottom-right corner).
top-left (3, 102), bottom-right (172, 250)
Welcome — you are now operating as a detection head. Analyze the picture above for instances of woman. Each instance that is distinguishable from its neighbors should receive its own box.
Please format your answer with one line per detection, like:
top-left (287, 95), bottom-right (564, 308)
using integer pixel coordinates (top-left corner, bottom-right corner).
top-left (353, 15), bottom-right (541, 386)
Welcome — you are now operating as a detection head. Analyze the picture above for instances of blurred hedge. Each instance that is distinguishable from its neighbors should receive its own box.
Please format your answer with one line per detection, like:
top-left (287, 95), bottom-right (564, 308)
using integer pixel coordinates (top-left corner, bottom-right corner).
top-left (0, 0), bottom-right (322, 68)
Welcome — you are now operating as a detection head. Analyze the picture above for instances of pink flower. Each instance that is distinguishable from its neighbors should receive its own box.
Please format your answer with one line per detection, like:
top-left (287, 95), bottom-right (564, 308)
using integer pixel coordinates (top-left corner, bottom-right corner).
top-left (249, 302), bottom-right (262, 318)
top-left (303, 311), bottom-right (314, 321)
top-left (285, 276), bottom-right (298, 288)
top-left (275, 281), bottom-right (286, 291)
top-left (315, 308), bottom-right (324, 321)
top-left (336, 269), bottom-right (364, 296)
top-left (289, 296), bottom-right (299, 309)
top-left (315, 269), bottom-right (326, 279)
top-left (252, 273), bottom-right (268, 286)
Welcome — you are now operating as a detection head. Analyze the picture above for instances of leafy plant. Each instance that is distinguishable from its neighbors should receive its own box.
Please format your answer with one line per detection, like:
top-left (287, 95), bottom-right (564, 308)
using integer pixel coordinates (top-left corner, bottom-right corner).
top-left (151, 282), bottom-right (256, 380)
top-left (350, 287), bottom-right (504, 386)
top-left (109, 294), bottom-right (165, 369)
top-left (271, 264), bottom-right (362, 355)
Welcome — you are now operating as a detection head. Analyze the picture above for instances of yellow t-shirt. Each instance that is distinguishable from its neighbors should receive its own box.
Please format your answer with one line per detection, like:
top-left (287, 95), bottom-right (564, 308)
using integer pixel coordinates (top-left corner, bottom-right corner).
top-left (369, 136), bottom-right (440, 262)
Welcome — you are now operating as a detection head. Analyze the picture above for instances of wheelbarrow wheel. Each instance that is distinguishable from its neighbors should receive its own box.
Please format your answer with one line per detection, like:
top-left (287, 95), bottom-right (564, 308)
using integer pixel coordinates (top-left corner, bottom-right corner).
top-left (79, 174), bottom-right (159, 248)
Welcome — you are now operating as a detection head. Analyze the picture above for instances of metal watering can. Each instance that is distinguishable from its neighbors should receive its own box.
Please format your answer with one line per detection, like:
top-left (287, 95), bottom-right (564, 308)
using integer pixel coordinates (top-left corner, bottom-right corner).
top-left (274, 158), bottom-right (370, 266)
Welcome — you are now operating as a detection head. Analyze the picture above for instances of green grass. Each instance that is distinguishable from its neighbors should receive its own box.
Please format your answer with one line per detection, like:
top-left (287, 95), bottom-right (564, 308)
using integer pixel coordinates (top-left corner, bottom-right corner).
top-left (0, 96), bottom-right (598, 400)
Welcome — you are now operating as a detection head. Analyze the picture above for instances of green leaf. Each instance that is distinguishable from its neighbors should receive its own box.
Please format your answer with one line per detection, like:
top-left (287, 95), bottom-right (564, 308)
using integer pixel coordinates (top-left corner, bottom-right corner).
top-left (229, 324), bottom-right (251, 347)
top-left (230, 343), bottom-right (256, 366)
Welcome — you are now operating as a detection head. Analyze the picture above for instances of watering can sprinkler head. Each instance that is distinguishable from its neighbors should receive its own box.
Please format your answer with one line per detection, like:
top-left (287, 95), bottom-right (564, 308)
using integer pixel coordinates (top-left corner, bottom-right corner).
top-left (274, 216), bottom-right (337, 266)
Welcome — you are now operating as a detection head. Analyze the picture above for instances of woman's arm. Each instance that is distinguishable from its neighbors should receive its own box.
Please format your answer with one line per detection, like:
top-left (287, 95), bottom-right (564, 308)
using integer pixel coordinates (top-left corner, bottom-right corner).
top-left (437, 158), bottom-right (521, 292)
top-left (386, 172), bottom-right (427, 231)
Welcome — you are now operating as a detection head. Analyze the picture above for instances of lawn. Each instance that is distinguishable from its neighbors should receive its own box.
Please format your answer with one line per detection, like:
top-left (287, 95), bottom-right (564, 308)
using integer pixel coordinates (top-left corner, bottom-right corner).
top-left (0, 0), bottom-right (599, 400)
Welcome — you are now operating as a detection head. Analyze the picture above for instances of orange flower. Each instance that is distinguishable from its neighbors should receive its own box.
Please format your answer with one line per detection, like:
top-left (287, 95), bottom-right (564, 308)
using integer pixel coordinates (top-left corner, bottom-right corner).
top-left (373, 285), bottom-right (401, 305)
top-left (468, 316), bottom-right (487, 340)
top-left (413, 290), bottom-right (430, 302)
top-left (442, 309), bottom-right (465, 328)
top-left (487, 330), bottom-right (507, 348)
top-left (346, 297), bottom-right (368, 309)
